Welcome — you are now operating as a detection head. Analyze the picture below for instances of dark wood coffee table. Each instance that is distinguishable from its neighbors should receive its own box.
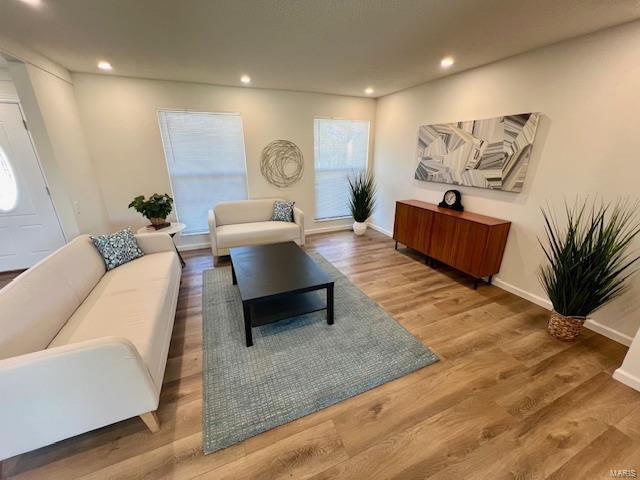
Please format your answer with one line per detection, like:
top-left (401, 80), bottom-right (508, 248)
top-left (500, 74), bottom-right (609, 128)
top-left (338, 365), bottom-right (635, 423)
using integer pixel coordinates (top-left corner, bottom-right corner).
top-left (229, 242), bottom-right (334, 347)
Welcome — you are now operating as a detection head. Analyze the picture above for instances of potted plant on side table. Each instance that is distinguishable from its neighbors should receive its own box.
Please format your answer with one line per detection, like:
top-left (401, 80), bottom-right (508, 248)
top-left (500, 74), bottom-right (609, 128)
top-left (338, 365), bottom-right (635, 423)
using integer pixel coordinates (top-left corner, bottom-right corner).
top-left (348, 171), bottom-right (376, 236)
top-left (128, 193), bottom-right (174, 229)
top-left (539, 199), bottom-right (640, 341)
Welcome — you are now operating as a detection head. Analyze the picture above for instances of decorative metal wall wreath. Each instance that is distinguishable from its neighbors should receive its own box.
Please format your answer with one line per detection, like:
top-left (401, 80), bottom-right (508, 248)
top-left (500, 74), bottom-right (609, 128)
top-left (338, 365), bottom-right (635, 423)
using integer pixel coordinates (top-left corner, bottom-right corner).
top-left (260, 140), bottom-right (304, 188)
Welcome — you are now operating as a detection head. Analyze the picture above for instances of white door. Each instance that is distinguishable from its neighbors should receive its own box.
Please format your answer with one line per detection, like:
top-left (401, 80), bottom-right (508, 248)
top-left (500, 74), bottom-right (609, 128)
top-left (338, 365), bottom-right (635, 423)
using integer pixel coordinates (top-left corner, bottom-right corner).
top-left (0, 102), bottom-right (65, 271)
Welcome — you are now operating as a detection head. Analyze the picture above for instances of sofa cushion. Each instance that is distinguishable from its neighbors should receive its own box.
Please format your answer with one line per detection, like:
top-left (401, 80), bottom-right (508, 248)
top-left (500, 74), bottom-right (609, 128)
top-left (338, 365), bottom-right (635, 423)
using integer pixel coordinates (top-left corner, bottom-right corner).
top-left (216, 221), bottom-right (300, 248)
top-left (48, 251), bottom-right (181, 387)
top-left (271, 200), bottom-right (295, 222)
top-left (90, 228), bottom-right (144, 271)
top-left (0, 236), bottom-right (106, 360)
top-left (214, 199), bottom-right (283, 226)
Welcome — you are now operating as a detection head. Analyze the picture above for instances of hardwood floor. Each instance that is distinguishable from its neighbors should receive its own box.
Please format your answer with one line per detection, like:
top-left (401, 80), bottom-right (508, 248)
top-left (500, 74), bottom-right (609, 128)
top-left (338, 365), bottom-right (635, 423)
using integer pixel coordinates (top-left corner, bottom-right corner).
top-left (1, 230), bottom-right (639, 479)
top-left (0, 270), bottom-right (23, 289)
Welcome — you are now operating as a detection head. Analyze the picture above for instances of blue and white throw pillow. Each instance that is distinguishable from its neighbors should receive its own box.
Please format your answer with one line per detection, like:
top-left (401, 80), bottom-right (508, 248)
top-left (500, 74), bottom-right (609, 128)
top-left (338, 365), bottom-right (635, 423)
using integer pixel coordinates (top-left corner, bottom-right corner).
top-left (90, 227), bottom-right (144, 270)
top-left (271, 200), bottom-right (295, 222)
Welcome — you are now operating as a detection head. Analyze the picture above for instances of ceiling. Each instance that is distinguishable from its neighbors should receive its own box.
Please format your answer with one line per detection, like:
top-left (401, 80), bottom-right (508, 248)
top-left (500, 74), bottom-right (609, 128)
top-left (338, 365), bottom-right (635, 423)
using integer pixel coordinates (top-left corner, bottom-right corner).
top-left (0, 0), bottom-right (639, 97)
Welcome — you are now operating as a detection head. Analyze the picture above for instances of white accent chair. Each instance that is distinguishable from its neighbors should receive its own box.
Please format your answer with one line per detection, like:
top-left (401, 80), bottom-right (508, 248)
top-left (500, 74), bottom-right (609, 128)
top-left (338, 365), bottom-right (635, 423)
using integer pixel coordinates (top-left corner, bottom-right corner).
top-left (0, 233), bottom-right (181, 460)
top-left (208, 199), bottom-right (305, 262)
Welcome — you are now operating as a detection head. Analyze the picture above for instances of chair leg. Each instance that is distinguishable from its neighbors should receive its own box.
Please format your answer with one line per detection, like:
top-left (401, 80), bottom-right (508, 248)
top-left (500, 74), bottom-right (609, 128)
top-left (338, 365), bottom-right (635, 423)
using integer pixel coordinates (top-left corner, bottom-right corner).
top-left (140, 411), bottom-right (160, 433)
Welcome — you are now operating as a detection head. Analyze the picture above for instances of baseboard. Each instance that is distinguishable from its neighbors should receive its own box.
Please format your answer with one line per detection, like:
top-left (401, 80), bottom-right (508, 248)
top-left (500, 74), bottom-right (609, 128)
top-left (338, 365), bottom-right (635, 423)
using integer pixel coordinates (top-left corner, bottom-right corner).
top-left (368, 223), bottom-right (393, 237)
top-left (492, 277), bottom-right (635, 346)
top-left (584, 319), bottom-right (634, 347)
top-left (176, 242), bottom-right (210, 252)
top-left (613, 368), bottom-right (640, 391)
top-left (305, 224), bottom-right (353, 235)
top-left (176, 226), bottom-right (352, 250)
top-left (491, 277), bottom-right (552, 310)
top-left (175, 227), bottom-right (635, 347)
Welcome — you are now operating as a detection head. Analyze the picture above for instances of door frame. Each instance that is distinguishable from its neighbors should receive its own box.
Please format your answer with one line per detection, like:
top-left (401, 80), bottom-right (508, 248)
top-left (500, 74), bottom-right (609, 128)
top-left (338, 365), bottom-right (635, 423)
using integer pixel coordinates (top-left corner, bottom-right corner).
top-left (0, 100), bottom-right (68, 243)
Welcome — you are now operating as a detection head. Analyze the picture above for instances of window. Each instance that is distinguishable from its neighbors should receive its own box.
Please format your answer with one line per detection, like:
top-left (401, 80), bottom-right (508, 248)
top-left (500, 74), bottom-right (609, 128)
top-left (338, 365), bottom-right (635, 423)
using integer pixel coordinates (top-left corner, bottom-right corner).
top-left (0, 146), bottom-right (17, 212)
top-left (158, 110), bottom-right (248, 234)
top-left (314, 118), bottom-right (370, 220)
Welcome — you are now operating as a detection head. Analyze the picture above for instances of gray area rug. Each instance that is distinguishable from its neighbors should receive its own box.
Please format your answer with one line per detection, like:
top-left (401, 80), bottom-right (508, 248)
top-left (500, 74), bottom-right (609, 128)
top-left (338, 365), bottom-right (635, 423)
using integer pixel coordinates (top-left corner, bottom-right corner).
top-left (202, 252), bottom-right (439, 454)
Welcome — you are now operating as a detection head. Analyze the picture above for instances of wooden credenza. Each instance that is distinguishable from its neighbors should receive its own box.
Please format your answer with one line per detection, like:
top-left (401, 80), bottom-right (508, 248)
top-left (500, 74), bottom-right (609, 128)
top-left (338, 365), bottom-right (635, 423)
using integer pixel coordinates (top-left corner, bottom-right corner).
top-left (393, 199), bottom-right (511, 284)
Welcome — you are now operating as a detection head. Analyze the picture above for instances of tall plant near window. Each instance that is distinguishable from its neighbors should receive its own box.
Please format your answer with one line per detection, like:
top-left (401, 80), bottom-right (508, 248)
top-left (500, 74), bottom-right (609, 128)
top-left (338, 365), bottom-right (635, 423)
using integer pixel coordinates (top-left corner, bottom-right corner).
top-left (538, 199), bottom-right (640, 341)
top-left (348, 171), bottom-right (376, 236)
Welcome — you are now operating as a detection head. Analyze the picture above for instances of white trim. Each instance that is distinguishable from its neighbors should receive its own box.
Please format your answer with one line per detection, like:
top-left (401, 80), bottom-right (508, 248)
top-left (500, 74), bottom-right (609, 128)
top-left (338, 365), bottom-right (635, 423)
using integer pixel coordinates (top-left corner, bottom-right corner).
top-left (15, 101), bottom-right (68, 242)
top-left (613, 368), bottom-right (640, 391)
top-left (488, 277), bottom-right (633, 346)
top-left (314, 215), bottom-right (351, 223)
top-left (305, 224), bottom-right (353, 235)
top-left (0, 37), bottom-right (72, 84)
top-left (175, 224), bottom-right (353, 250)
top-left (584, 319), bottom-right (634, 347)
top-left (0, 100), bottom-right (68, 243)
top-left (177, 241), bottom-right (210, 252)
top-left (376, 223), bottom-right (634, 346)
top-left (177, 224), bottom-right (352, 252)
top-left (0, 93), bottom-right (18, 103)
top-left (491, 277), bottom-right (552, 310)
top-left (175, 221), bottom-right (636, 348)
top-left (368, 223), bottom-right (393, 237)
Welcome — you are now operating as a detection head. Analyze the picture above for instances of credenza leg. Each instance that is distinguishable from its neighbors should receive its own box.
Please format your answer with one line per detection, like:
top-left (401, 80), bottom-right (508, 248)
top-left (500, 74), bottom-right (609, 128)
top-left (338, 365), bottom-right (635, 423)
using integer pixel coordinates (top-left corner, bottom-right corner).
top-left (395, 241), bottom-right (398, 250)
top-left (473, 280), bottom-right (478, 290)
top-left (488, 275), bottom-right (493, 285)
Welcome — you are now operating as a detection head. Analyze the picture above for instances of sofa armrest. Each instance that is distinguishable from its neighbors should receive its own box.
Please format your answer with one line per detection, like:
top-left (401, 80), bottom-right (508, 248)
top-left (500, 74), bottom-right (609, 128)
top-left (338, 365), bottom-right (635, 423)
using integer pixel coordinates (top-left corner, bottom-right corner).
top-left (293, 207), bottom-right (305, 246)
top-left (0, 337), bottom-right (158, 460)
top-left (208, 209), bottom-right (219, 257)
top-left (135, 232), bottom-right (175, 255)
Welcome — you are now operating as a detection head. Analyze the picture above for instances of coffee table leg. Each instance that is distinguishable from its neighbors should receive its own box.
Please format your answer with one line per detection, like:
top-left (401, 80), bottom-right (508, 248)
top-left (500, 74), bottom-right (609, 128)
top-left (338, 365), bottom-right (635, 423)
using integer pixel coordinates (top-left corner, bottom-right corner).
top-left (231, 262), bottom-right (237, 285)
top-left (327, 283), bottom-right (334, 325)
top-left (243, 301), bottom-right (253, 347)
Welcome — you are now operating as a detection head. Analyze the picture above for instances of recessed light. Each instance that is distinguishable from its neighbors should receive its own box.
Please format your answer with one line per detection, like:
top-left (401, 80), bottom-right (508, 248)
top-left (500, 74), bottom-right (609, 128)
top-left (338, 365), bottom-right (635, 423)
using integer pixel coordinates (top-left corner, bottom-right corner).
top-left (364, 87), bottom-right (374, 95)
top-left (440, 56), bottom-right (454, 69)
top-left (97, 61), bottom-right (113, 71)
top-left (240, 75), bottom-right (251, 84)
top-left (19, 0), bottom-right (42, 7)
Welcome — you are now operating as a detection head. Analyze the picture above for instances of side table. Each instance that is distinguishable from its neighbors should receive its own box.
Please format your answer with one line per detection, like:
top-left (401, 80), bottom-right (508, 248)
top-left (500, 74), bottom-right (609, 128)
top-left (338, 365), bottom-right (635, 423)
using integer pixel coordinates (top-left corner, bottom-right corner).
top-left (137, 222), bottom-right (186, 267)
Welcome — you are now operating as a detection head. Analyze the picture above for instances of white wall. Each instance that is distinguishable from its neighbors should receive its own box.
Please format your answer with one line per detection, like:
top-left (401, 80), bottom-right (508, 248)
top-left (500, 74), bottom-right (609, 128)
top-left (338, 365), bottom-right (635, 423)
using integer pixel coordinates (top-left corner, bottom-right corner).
top-left (71, 74), bottom-right (376, 248)
top-left (0, 67), bottom-right (18, 101)
top-left (8, 62), bottom-right (110, 237)
top-left (371, 20), bottom-right (640, 344)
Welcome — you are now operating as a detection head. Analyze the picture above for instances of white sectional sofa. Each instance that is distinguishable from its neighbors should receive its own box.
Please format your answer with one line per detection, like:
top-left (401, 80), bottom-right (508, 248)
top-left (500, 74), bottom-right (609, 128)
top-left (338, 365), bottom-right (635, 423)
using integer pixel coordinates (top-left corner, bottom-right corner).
top-left (208, 199), bottom-right (305, 261)
top-left (0, 232), bottom-right (181, 460)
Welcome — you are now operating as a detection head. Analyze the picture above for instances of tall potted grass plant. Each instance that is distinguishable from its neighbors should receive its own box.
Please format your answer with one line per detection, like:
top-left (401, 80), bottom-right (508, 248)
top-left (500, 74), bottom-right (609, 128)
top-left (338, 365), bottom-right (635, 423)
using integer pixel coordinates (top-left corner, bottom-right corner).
top-left (348, 171), bottom-right (376, 236)
top-left (539, 199), bottom-right (640, 341)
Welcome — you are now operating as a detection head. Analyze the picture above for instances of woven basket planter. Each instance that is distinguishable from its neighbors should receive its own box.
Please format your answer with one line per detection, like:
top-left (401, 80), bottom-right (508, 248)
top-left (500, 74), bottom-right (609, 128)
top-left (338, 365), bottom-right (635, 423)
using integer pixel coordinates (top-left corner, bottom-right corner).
top-left (547, 311), bottom-right (587, 342)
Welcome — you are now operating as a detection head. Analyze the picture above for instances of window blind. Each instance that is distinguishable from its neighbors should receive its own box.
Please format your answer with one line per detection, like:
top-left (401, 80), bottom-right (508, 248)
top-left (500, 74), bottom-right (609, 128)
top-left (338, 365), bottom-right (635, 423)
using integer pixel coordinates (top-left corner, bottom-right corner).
top-left (314, 118), bottom-right (370, 220)
top-left (158, 110), bottom-right (248, 234)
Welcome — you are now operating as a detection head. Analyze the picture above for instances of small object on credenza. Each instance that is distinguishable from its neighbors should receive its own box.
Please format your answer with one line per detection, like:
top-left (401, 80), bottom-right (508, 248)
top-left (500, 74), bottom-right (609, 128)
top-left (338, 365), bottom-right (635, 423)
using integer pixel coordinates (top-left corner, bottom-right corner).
top-left (438, 189), bottom-right (463, 211)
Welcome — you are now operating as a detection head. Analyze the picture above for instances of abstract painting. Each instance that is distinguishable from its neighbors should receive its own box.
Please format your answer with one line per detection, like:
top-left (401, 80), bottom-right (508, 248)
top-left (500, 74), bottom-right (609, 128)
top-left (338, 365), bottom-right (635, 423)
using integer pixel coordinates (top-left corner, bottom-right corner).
top-left (414, 113), bottom-right (540, 192)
